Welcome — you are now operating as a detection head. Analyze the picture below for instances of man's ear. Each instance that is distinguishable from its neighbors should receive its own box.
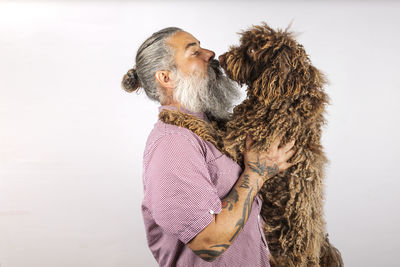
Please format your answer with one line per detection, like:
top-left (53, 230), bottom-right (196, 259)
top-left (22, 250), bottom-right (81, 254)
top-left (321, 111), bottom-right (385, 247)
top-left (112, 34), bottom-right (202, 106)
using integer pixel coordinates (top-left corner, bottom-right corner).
top-left (155, 70), bottom-right (174, 91)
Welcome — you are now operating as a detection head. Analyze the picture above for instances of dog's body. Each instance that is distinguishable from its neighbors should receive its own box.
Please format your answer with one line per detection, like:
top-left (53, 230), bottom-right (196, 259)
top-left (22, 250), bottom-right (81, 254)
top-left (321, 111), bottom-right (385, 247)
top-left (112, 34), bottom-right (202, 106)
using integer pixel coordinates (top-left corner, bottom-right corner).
top-left (159, 22), bottom-right (343, 266)
top-left (216, 22), bottom-right (343, 267)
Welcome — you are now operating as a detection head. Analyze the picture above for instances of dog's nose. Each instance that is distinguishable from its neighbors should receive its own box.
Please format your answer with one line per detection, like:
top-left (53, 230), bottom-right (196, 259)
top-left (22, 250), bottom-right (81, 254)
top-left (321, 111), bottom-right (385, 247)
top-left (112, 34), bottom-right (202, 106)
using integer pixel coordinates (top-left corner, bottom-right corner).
top-left (202, 49), bottom-right (215, 63)
top-left (218, 54), bottom-right (226, 68)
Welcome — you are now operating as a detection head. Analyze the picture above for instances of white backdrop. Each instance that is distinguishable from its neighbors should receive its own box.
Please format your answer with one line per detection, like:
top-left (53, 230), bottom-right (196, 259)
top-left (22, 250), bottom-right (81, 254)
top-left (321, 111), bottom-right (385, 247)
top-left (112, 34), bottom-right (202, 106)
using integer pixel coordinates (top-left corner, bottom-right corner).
top-left (1, 1), bottom-right (399, 266)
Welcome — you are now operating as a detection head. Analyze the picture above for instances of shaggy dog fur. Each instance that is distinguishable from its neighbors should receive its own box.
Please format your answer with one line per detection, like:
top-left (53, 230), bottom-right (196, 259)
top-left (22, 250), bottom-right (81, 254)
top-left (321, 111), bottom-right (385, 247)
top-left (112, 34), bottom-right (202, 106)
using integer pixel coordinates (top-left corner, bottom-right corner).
top-left (159, 22), bottom-right (343, 266)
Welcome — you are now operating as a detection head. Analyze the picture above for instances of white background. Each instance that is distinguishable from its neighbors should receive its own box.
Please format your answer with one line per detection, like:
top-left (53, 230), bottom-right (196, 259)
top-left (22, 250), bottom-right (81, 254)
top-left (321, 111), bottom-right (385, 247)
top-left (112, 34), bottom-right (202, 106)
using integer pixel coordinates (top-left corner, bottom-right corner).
top-left (1, 1), bottom-right (399, 266)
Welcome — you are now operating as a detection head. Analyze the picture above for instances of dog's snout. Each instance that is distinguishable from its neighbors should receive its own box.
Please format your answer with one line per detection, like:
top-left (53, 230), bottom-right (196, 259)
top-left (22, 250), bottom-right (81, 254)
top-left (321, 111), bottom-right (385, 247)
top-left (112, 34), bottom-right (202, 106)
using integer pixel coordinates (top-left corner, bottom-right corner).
top-left (218, 54), bottom-right (226, 68)
top-left (210, 59), bottom-right (220, 67)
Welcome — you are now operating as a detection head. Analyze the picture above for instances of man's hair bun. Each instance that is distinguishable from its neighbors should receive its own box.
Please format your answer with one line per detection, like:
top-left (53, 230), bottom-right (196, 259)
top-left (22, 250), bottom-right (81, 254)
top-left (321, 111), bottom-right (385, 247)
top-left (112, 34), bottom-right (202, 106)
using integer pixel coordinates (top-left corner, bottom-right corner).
top-left (121, 67), bottom-right (141, 93)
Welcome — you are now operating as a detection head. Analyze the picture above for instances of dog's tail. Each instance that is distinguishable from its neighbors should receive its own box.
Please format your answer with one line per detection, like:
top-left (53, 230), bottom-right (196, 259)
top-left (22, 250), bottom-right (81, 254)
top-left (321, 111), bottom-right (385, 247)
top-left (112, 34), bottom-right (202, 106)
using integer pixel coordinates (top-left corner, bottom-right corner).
top-left (319, 233), bottom-right (344, 267)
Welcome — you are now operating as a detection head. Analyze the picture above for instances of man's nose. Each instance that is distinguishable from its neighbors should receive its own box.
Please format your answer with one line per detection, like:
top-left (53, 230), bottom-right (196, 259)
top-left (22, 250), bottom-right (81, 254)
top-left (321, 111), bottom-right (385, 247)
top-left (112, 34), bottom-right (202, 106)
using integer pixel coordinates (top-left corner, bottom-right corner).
top-left (202, 49), bottom-right (215, 62)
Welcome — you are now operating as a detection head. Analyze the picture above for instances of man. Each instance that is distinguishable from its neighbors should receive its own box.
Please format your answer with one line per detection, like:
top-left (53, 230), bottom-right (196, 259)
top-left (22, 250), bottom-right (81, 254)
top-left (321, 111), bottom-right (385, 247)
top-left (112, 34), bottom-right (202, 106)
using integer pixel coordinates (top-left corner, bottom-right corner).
top-left (122, 27), bottom-right (296, 266)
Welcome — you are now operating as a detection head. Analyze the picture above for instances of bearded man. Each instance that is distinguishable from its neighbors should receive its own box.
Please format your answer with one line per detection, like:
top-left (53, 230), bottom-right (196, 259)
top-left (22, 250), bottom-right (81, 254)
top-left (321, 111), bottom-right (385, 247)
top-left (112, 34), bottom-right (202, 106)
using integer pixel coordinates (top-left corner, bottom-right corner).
top-left (121, 27), bottom-right (296, 267)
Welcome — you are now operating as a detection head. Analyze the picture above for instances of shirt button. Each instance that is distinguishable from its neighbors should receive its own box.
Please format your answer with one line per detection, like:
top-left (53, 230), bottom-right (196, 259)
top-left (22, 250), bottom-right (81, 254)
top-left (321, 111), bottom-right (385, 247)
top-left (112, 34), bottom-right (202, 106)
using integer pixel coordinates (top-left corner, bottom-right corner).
top-left (209, 209), bottom-right (215, 214)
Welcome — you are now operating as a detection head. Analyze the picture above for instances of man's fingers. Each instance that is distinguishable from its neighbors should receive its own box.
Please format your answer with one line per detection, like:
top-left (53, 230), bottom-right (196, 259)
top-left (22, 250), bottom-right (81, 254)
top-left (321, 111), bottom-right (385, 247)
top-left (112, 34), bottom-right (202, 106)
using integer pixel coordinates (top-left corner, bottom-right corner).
top-left (281, 161), bottom-right (295, 171)
top-left (282, 149), bottom-right (296, 161)
top-left (270, 134), bottom-right (284, 152)
top-left (281, 139), bottom-right (296, 153)
top-left (282, 148), bottom-right (296, 162)
top-left (246, 135), bottom-right (254, 151)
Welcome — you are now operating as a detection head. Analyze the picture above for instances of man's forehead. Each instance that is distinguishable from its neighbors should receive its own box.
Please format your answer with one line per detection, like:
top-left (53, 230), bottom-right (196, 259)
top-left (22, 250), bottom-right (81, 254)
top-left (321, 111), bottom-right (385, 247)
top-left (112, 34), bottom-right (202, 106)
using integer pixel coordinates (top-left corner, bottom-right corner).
top-left (168, 31), bottom-right (200, 50)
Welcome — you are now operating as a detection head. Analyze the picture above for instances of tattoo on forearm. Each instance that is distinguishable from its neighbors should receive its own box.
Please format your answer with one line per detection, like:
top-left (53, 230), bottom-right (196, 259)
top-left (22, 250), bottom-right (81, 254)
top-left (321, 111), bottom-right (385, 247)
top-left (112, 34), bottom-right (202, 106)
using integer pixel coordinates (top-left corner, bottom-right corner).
top-left (194, 243), bottom-right (230, 262)
top-left (248, 159), bottom-right (279, 178)
top-left (221, 188), bottom-right (239, 211)
top-left (200, 171), bottom-right (262, 261)
top-left (210, 244), bottom-right (229, 249)
top-left (229, 187), bottom-right (253, 242)
top-left (239, 174), bottom-right (250, 189)
top-left (194, 249), bottom-right (223, 262)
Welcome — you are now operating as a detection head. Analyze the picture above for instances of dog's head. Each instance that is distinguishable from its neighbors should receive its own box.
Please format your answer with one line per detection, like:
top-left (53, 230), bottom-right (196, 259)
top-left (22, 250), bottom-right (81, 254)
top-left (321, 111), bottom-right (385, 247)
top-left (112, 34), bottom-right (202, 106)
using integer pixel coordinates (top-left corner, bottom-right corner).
top-left (219, 22), bottom-right (327, 107)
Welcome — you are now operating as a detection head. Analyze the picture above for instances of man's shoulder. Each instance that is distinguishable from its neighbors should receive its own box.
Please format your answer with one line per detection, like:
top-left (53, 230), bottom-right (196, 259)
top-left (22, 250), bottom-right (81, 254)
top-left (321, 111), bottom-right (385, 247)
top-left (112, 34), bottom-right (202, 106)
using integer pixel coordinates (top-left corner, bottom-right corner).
top-left (144, 120), bottom-right (207, 158)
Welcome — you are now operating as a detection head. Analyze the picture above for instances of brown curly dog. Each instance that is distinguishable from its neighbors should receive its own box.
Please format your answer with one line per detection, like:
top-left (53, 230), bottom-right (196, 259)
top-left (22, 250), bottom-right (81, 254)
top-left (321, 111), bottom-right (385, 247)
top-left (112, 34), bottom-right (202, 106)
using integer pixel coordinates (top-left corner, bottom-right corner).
top-left (215, 22), bottom-right (343, 267)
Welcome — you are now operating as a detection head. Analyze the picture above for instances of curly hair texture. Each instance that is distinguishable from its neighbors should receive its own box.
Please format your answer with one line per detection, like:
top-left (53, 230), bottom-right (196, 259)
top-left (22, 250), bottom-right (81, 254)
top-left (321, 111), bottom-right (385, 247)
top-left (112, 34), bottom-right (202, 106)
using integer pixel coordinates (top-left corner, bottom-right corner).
top-left (121, 27), bottom-right (182, 103)
top-left (159, 22), bottom-right (343, 266)
top-left (218, 22), bottom-right (342, 267)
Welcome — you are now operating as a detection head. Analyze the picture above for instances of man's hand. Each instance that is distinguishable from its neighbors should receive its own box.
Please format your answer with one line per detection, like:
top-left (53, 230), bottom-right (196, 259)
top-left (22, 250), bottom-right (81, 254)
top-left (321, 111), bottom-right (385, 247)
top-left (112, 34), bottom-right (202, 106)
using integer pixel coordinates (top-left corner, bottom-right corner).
top-left (244, 134), bottom-right (296, 184)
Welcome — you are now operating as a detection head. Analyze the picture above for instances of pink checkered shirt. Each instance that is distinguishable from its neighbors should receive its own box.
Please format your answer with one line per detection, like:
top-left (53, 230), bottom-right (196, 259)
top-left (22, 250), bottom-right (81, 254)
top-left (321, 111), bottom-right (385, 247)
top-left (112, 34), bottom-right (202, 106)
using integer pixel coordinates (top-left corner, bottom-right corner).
top-left (141, 105), bottom-right (270, 267)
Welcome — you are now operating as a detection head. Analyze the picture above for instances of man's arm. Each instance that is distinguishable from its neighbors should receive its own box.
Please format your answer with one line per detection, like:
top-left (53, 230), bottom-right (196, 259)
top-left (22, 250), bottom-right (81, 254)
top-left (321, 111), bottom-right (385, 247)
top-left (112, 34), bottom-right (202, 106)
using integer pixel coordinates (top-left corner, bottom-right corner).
top-left (187, 135), bottom-right (296, 262)
top-left (187, 161), bottom-right (277, 262)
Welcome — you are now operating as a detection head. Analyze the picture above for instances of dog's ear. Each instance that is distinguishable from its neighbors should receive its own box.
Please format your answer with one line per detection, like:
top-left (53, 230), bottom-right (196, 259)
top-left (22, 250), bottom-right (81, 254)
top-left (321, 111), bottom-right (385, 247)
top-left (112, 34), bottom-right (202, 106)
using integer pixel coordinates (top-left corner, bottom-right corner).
top-left (252, 44), bottom-right (293, 107)
top-left (252, 38), bottom-right (328, 109)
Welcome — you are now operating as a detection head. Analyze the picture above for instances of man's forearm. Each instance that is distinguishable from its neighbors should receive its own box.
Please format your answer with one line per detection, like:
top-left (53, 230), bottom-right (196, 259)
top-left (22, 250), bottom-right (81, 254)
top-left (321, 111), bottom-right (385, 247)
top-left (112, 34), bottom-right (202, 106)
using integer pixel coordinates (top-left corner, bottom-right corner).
top-left (190, 168), bottom-right (269, 261)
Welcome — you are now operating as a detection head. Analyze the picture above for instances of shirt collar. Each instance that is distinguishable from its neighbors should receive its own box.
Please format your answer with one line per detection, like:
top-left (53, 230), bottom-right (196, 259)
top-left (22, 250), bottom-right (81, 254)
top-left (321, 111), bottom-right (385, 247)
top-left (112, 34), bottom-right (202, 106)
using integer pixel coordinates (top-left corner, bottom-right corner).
top-left (158, 105), bottom-right (210, 122)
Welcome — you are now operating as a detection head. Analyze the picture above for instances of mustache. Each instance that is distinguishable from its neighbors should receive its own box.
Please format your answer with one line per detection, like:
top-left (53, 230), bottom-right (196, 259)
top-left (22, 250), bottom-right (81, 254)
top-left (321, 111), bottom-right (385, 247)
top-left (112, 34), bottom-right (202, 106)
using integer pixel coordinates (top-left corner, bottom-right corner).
top-left (209, 59), bottom-right (222, 79)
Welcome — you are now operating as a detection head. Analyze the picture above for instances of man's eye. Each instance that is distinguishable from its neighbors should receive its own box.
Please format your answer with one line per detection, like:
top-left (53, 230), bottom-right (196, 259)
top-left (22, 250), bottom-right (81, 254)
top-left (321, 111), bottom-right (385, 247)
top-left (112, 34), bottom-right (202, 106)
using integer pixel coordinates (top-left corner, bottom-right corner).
top-left (192, 51), bottom-right (200, 55)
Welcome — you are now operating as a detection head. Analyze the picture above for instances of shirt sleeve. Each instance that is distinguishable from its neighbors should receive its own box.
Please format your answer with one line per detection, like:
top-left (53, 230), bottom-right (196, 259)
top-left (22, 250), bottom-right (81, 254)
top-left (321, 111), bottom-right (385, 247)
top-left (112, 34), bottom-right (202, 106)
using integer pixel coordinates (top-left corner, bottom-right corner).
top-left (145, 132), bottom-right (222, 244)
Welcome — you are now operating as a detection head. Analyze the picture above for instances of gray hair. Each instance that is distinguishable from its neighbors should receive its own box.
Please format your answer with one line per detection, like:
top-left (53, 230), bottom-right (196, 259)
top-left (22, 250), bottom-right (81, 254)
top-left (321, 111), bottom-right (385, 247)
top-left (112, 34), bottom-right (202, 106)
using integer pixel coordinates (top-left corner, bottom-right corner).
top-left (121, 27), bottom-right (182, 103)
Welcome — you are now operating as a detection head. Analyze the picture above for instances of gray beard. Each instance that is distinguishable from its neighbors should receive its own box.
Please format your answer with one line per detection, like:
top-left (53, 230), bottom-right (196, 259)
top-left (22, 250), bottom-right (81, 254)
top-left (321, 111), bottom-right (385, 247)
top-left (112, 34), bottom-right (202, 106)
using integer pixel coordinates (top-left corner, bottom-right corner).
top-left (172, 61), bottom-right (241, 121)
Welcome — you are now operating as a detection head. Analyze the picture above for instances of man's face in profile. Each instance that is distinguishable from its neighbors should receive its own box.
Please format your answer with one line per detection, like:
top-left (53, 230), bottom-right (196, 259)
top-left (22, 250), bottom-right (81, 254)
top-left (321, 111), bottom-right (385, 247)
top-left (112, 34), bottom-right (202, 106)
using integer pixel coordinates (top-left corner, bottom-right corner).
top-left (167, 31), bottom-right (215, 78)
top-left (166, 31), bottom-right (241, 120)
